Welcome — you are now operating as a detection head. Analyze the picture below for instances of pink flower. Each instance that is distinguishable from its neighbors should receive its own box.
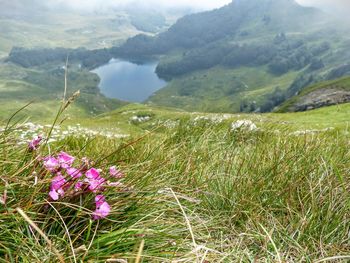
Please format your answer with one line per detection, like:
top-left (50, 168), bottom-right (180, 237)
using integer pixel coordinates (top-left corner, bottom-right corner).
top-left (85, 168), bottom-right (105, 193)
top-left (87, 177), bottom-right (106, 193)
top-left (43, 157), bottom-right (60, 172)
top-left (28, 136), bottom-right (42, 151)
top-left (95, 194), bottom-right (106, 207)
top-left (86, 168), bottom-right (100, 179)
top-left (49, 190), bottom-right (60, 200)
top-left (92, 195), bottom-right (110, 220)
top-left (58, 152), bottom-right (75, 169)
top-left (66, 167), bottom-right (83, 179)
top-left (74, 181), bottom-right (84, 190)
top-left (109, 166), bottom-right (124, 179)
top-left (49, 173), bottom-right (67, 201)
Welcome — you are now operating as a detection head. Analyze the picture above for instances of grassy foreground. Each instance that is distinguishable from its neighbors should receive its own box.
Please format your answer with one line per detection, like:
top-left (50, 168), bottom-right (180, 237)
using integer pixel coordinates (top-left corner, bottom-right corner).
top-left (0, 102), bottom-right (350, 262)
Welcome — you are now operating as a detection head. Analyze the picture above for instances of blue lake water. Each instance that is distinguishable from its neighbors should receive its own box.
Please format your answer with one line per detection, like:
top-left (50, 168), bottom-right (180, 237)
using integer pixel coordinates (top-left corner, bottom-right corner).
top-left (92, 59), bottom-right (167, 102)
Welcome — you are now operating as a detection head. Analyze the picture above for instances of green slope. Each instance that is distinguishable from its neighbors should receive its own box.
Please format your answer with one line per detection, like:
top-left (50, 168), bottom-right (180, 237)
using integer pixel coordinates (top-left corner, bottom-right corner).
top-left (57, 99), bottom-right (350, 135)
top-left (278, 76), bottom-right (350, 112)
top-left (0, 63), bottom-right (127, 121)
top-left (147, 66), bottom-right (299, 112)
top-left (1, 99), bottom-right (350, 261)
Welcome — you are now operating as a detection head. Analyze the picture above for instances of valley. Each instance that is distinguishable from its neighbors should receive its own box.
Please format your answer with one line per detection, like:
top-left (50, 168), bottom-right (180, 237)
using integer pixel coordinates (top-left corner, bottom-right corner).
top-left (4, 0), bottom-right (350, 114)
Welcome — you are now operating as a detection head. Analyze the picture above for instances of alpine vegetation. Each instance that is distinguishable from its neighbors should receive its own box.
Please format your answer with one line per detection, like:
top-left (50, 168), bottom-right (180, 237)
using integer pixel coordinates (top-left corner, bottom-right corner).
top-left (1, 103), bottom-right (350, 261)
top-left (1, 0), bottom-right (350, 262)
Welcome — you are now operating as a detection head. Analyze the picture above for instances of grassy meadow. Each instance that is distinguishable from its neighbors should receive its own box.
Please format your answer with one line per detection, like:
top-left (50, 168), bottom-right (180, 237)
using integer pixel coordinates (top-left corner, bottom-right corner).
top-left (148, 66), bottom-right (300, 113)
top-left (0, 98), bottom-right (349, 262)
top-left (0, 63), bottom-right (127, 120)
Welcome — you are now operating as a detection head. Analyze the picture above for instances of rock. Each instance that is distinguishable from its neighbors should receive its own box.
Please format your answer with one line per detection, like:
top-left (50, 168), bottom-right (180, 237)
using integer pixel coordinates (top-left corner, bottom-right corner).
top-left (289, 88), bottom-right (350, 112)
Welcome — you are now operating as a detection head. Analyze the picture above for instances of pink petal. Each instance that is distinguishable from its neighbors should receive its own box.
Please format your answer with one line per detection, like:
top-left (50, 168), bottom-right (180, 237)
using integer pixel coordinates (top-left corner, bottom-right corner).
top-left (58, 152), bottom-right (75, 168)
top-left (43, 157), bottom-right (60, 172)
top-left (66, 167), bottom-right (83, 179)
top-left (87, 178), bottom-right (106, 193)
top-left (86, 168), bottom-right (100, 180)
top-left (93, 200), bottom-right (111, 220)
top-left (75, 181), bottom-right (84, 190)
top-left (49, 190), bottom-right (59, 201)
top-left (95, 195), bottom-right (106, 207)
top-left (50, 174), bottom-right (66, 191)
top-left (109, 166), bottom-right (124, 179)
top-left (28, 136), bottom-right (42, 151)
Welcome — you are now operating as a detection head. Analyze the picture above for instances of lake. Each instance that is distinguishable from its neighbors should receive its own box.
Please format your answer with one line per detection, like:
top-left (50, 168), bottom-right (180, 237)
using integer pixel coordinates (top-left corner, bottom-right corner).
top-left (92, 59), bottom-right (167, 102)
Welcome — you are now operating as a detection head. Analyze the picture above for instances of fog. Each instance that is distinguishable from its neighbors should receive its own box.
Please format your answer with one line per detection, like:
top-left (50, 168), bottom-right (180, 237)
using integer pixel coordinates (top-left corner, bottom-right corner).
top-left (297, 0), bottom-right (349, 9)
top-left (45, 0), bottom-right (233, 12)
top-left (42, 0), bottom-right (349, 12)
top-left (297, 0), bottom-right (349, 15)
top-left (2, 0), bottom-right (349, 17)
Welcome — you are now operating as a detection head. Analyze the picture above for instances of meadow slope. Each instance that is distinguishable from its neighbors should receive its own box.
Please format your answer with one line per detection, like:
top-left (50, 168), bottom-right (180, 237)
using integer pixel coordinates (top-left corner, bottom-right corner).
top-left (0, 101), bottom-right (349, 262)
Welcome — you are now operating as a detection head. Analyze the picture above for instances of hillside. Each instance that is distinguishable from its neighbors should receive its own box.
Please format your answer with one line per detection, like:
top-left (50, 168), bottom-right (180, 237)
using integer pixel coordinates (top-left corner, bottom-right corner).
top-left (6, 0), bottom-right (350, 113)
top-left (1, 98), bottom-right (350, 261)
top-left (0, 63), bottom-right (127, 119)
top-left (0, 0), bottom-right (177, 59)
top-left (278, 76), bottom-right (350, 112)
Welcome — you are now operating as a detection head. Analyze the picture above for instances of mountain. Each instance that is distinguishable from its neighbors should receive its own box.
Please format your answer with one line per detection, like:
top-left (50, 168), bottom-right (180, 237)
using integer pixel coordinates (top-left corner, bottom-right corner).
top-left (5, 0), bottom-right (350, 113)
top-left (118, 0), bottom-right (325, 57)
top-left (112, 0), bottom-right (350, 113)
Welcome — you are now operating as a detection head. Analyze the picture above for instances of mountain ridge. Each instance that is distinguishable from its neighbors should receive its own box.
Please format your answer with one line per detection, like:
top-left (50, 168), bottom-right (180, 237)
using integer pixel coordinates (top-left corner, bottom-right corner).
top-left (116, 0), bottom-right (326, 57)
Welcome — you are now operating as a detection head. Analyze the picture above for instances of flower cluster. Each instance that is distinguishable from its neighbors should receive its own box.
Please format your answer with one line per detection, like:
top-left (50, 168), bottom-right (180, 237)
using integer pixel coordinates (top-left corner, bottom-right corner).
top-left (231, 120), bottom-right (258, 131)
top-left (28, 136), bottom-right (42, 151)
top-left (130, 115), bottom-right (152, 123)
top-left (193, 114), bottom-right (231, 124)
top-left (41, 151), bottom-right (124, 220)
top-left (20, 122), bottom-right (129, 147)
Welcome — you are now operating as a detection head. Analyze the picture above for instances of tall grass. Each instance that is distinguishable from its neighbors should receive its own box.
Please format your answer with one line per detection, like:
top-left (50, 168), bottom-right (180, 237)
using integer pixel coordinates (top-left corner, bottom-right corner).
top-left (0, 115), bottom-right (349, 262)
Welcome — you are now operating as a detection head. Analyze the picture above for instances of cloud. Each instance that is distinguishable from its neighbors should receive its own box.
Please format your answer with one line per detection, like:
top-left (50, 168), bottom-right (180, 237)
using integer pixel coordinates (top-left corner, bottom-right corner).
top-left (296, 0), bottom-right (349, 14)
top-left (47, 0), bottom-right (232, 12)
top-left (40, 0), bottom-right (350, 16)
top-left (297, 0), bottom-right (344, 7)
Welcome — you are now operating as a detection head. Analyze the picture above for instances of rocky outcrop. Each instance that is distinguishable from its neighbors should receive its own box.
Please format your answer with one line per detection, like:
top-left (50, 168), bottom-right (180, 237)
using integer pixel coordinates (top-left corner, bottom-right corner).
top-left (288, 87), bottom-right (350, 112)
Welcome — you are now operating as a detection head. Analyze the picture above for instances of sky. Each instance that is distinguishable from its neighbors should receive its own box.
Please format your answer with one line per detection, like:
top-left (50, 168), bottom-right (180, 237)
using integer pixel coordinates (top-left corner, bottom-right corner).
top-left (48, 0), bottom-right (233, 11)
top-left (297, 0), bottom-right (349, 12)
top-left (43, 0), bottom-right (349, 13)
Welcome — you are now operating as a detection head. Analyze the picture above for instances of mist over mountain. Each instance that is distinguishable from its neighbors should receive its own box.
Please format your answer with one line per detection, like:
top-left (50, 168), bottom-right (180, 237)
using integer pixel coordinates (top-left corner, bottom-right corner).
top-left (1, 0), bottom-right (349, 16)
top-left (40, 0), bottom-right (232, 12)
top-left (0, 0), bottom-right (232, 15)
top-left (0, 0), bottom-right (47, 19)
top-left (117, 0), bottom-right (328, 56)
top-left (298, 0), bottom-right (350, 16)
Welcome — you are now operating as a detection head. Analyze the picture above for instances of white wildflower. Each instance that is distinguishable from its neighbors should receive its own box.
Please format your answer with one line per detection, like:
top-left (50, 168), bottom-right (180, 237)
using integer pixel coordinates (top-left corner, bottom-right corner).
top-left (231, 120), bottom-right (257, 131)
